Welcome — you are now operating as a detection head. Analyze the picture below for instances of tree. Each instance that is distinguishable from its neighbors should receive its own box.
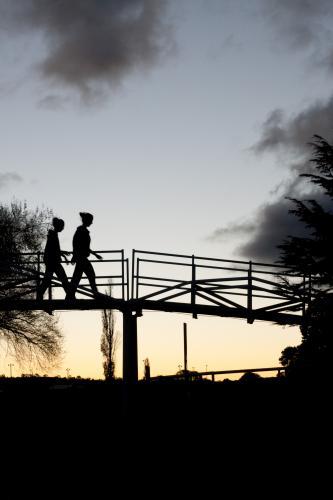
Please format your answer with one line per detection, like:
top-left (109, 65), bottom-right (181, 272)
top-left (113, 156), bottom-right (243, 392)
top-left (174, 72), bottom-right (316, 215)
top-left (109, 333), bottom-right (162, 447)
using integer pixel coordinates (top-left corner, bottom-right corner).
top-left (0, 201), bottom-right (63, 368)
top-left (100, 283), bottom-right (118, 380)
top-left (278, 135), bottom-right (333, 379)
top-left (239, 371), bottom-right (262, 383)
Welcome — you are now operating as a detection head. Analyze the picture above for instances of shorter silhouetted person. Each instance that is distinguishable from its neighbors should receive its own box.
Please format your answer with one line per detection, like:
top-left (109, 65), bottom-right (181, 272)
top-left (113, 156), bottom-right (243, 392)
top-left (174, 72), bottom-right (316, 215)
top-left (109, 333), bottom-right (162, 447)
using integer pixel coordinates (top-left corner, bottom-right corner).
top-left (37, 218), bottom-right (69, 300)
top-left (67, 212), bottom-right (102, 299)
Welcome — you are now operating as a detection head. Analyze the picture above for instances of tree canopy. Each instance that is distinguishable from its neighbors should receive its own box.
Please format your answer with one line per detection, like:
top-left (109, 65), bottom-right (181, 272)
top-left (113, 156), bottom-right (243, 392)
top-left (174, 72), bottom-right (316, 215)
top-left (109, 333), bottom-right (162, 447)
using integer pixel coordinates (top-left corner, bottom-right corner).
top-left (278, 135), bottom-right (333, 380)
top-left (0, 201), bottom-right (63, 369)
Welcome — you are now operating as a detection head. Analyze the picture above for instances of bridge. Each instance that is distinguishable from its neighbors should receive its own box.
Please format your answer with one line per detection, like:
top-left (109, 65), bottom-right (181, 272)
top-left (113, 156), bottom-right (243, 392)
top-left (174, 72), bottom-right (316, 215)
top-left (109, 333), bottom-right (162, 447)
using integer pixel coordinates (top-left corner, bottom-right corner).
top-left (0, 249), bottom-right (312, 382)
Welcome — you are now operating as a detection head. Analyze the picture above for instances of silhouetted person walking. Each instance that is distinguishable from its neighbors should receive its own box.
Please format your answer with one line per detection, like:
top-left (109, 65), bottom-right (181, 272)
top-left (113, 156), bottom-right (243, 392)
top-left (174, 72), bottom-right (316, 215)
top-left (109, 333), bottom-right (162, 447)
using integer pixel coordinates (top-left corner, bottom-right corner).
top-left (37, 218), bottom-right (69, 299)
top-left (67, 212), bottom-right (102, 299)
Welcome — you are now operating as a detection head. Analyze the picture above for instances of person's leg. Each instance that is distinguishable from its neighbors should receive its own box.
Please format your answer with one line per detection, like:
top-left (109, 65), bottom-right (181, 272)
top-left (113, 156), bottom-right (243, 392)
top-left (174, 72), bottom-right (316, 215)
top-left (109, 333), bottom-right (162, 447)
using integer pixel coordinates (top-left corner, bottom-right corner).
top-left (83, 260), bottom-right (99, 295)
top-left (38, 265), bottom-right (54, 299)
top-left (54, 264), bottom-right (69, 295)
top-left (67, 261), bottom-right (84, 299)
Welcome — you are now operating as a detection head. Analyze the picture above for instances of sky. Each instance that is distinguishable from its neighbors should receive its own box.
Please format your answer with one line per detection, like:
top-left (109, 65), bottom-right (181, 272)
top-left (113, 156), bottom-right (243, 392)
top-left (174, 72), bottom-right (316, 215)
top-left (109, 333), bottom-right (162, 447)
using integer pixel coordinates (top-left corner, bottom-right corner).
top-left (1, 0), bottom-right (333, 379)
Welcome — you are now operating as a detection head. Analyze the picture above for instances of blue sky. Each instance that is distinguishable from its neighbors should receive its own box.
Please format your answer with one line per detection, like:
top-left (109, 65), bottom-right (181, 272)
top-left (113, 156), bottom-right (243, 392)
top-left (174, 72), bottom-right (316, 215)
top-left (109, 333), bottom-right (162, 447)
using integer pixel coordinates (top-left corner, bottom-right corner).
top-left (1, 0), bottom-right (332, 377)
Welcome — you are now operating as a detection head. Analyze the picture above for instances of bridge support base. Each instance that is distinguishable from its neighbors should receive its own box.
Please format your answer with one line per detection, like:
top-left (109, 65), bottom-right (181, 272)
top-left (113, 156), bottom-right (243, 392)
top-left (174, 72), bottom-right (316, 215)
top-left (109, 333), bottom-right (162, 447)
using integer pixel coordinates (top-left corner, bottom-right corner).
top-left (122, 310), bottom-right (138, 383)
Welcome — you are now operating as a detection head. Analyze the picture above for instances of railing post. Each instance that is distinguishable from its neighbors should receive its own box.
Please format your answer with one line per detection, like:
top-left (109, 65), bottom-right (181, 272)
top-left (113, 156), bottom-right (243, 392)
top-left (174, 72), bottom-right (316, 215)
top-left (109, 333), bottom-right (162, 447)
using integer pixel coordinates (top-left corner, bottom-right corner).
top-left (36, 251), bottom-right (41, 299)
top-left (247, 260), bottom-right (253, 324)
top-left (136, 258), bottom-right (140, 301)
top-left (191, 254), bottom-right (197, 319)
top-left (302, 273), bottom-right (306, 317)
top-left (122, 309), bottom-right (138, 383)
top-left (126, 258), bottom-right (129, 301)
top-left (308, 272), bottom-right (312, 306)
top-left (131, 249), bottom-right (135, 300)
top-left (121, 249), bottom-right (125, 300)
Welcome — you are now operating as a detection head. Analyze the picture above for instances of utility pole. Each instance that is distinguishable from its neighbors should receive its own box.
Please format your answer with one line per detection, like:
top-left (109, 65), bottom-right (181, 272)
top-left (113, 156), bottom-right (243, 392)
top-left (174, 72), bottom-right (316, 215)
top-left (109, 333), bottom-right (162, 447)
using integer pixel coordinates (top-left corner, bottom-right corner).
top-left (8, 363), bottom-right (14, 378)
top-left (66, 368), bottom-right (71, 379)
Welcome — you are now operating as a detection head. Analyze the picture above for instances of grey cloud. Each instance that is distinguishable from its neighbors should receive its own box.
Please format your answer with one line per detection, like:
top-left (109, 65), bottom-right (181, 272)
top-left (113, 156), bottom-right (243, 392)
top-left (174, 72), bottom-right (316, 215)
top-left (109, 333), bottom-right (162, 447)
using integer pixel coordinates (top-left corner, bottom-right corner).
top-left (212, 96), bottom-right (333, 261)
top-left (238, 191), bottom-right (333, 261)
top-left (0, 0), bottom-right (172, 101)
top-left (211, 94), bottom-right (333, 261)
top-left (0, 172), bottom-right (22, 190)
top-left (253, 96), bottom-right (333, 159)
top-left (37, 94), bottom-right (71, 110)
top-left (236, 196), bottom-right (309, 262)
top-left (208, 221), bottom-right (256, 242)
top-left (208, 1), bottom-right (333, 261)
top-left (211, 190), bottom-right (333, 262)
top-left (214, 97), bottom-right (333, 262)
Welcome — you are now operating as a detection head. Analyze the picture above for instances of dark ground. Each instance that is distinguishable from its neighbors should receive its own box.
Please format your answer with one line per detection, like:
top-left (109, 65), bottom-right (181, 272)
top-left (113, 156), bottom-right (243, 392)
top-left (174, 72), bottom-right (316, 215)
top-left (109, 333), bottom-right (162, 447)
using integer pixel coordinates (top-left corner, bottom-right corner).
top-left (0, 376), bottom-right (330, 498)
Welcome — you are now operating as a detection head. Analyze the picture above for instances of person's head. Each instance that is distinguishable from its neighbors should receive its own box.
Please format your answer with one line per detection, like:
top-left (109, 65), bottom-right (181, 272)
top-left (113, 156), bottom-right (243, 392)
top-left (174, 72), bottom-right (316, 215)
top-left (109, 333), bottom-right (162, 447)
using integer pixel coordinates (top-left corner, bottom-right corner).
top-left (53, 217), bottom-right (64, 232)
top-left (80, 212), bottom-right (93, 227)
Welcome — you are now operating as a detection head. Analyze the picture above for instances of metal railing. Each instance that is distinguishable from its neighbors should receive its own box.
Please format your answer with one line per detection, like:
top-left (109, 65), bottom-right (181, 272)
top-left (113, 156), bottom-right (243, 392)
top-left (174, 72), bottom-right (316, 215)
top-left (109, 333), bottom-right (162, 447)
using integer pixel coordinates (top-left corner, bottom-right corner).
top-left (150, 366), bottom-right (286, 382)
top-left (0, 248), bottom-right (313, 323)
top-left (0, 250), bottom-right (129, 301)
top-left (131, 249), bottom-right (311, 322)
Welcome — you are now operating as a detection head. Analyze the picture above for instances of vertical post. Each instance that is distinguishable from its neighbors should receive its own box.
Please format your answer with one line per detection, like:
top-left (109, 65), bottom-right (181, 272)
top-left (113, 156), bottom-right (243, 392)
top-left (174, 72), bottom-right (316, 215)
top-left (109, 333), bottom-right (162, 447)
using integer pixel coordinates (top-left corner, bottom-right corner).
top-left (183, 322), bottom-right (188, 379)
top-left (36, 251), bottom-right (41, 299)
top-left (131, 249), bottom-right (135, 300)
top-left (126, 259), bottom-right (129, 301)
top-left (136, 258), bottom-right (140, 301)
top-left (191, 255), bottom-right (197, 319)
top-left (247, 260), bottom-right (253, 324)
top-left (121, 249), bottom-right (125, 300)
top-left (302, 273), bottom-right (306, 317)
top-left (122, 310), bottom-right (138, 383)
top-left (308, 272), bottom-right (312, 306)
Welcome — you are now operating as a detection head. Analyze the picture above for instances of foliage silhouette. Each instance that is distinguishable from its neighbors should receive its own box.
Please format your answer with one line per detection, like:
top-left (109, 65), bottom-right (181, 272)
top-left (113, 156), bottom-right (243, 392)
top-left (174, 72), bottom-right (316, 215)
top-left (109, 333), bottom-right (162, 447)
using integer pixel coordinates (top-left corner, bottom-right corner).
top-left (278, 135), bottom-right (333, 380)
top-left (0, 202), bottom-right (63, 368)
top-left (100, 282), bottom-right (118, 380)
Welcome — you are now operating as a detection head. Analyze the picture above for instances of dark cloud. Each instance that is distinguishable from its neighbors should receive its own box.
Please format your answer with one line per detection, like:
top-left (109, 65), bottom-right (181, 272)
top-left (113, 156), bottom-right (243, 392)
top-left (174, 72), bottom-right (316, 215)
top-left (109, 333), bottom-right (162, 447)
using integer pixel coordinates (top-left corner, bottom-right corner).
top-left (253, 97), bottom-right (333, 159)
top-left (0, 0), bottom-right (172, 101)
top-left (235, 197), bottom-right (308, 262)
top-left (212, 189), bottom-right (333, 263)
top-left (208, 0), bottom-right (333, 262)
top-left (211, 91), bottom-right (333, 263)
top-left (238, 190), bottom-right (333, 261)
top-left (0, 172), bottom-right (22, 190)
top-left (211, 98), bottom-right (333, 261)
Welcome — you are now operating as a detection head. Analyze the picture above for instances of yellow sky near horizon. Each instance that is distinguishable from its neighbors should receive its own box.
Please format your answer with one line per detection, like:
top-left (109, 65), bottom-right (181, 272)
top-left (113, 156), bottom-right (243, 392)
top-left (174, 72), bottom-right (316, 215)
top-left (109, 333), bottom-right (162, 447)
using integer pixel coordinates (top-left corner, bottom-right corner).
top-left (45, 309), bottom-right (301, 381)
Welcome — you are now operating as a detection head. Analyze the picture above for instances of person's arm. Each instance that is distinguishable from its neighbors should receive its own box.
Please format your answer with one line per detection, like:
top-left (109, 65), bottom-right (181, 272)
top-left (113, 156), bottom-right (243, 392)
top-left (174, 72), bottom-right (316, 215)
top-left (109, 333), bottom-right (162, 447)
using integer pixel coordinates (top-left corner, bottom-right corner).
top-left (91, 250), bottom-right (103, 260)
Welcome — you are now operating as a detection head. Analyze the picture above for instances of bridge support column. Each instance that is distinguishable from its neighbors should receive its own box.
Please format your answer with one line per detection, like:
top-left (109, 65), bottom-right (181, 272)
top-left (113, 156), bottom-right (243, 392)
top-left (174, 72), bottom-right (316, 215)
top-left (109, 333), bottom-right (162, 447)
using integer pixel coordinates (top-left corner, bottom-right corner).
top-left (122, 310), bottom-right (138, 383)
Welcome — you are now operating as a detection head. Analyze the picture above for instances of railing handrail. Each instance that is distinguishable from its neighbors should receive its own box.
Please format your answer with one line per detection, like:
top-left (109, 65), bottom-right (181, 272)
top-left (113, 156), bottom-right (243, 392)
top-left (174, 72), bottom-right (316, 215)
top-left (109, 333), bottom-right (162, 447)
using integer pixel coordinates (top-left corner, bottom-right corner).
top-left (150, 366), bottom-right (286, 380)
top-left (133, 249), bottom-right (296, 270)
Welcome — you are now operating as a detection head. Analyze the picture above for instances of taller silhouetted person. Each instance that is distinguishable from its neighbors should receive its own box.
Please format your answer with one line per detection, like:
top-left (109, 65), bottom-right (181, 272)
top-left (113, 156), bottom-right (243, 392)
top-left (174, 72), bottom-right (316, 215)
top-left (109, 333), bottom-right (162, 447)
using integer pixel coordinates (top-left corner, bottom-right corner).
top-left (37, 217), bottom-right (69, 300)
top-left (67, 212), bottom-right (102, 299)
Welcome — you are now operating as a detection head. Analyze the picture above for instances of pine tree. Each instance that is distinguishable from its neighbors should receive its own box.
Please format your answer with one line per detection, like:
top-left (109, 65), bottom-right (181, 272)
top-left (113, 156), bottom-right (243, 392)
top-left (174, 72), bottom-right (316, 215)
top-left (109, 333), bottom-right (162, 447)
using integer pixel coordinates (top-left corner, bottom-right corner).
top-left (279, 135), bottom-right (333, 380)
